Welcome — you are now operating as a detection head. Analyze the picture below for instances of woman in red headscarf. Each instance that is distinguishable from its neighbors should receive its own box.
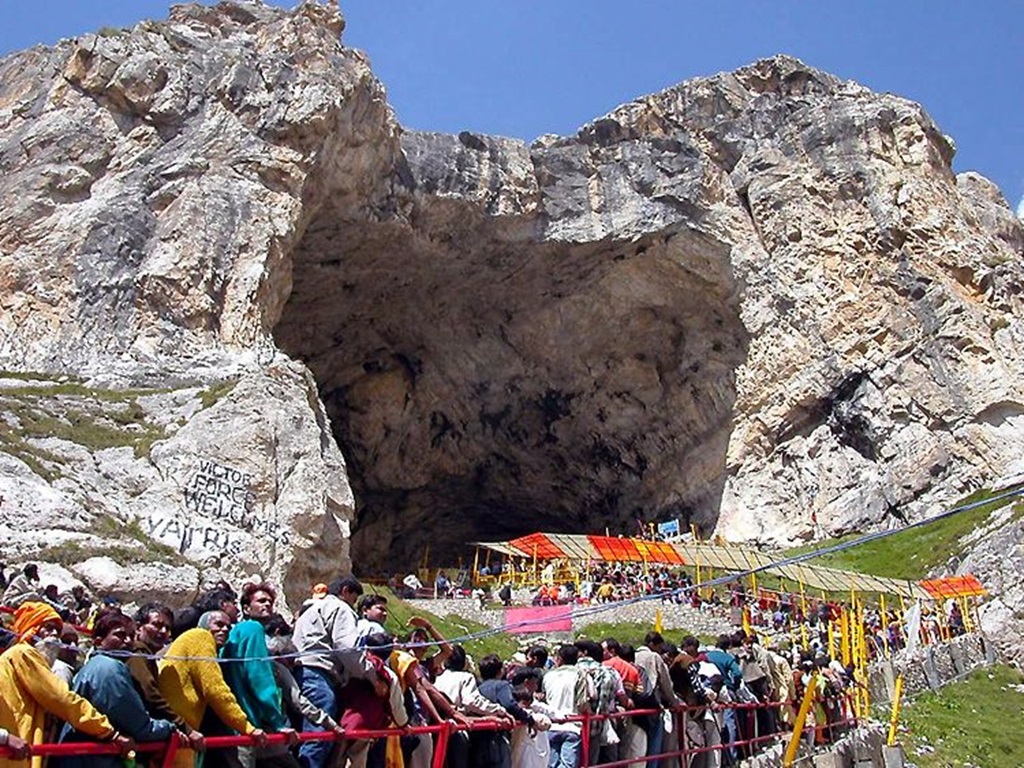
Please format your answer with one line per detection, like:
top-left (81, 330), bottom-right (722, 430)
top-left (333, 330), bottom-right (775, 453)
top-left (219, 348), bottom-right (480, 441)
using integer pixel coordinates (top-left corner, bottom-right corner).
top-left (0, 602), bottom-right (133, 768)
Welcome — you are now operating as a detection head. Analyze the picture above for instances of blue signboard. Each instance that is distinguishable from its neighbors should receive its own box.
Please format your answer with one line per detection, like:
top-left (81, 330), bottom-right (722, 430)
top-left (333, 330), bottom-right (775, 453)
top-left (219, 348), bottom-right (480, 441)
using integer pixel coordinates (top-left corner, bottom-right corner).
top-left (657, 519), bottom-right (680, 536)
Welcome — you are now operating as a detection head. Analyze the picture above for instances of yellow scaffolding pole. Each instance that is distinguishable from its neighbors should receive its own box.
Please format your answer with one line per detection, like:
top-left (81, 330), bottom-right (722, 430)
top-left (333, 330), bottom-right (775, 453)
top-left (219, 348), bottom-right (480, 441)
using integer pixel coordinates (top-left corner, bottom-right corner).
top-left (936, 598), bottom-right (950, 642)
top-left (783, 674), bottom-right (819, 767)
top-left (854, 597), bottom-right (870, 719)
top-left (840, 606), bottom-right (852, 667)
top-left (880, 594), bottom-right (890, 657)
top-left (798, 569), bottom-right (809, 623)
top-left (959, 595), bottom-right (972, 632)
top-left (887, 674), bottom-right (905, 746)
top-left (971, 595), bottom-right (983, 635)
top-left (827, 611), bottom-right (835, 659)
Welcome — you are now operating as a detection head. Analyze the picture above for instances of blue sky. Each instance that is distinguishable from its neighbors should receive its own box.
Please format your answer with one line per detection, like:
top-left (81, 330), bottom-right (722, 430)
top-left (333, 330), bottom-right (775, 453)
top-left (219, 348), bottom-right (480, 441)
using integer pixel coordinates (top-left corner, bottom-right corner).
top-left (2, 1), bottom-right (1022, 213)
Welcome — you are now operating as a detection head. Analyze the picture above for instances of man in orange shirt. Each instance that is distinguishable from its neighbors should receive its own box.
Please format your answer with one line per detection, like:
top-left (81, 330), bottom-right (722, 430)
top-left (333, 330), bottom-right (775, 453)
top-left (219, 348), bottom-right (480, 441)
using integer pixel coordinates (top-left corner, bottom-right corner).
top-left (601, 639), bottom-right (647, 764)
top-left (601, 639), bottom-right (640, 696)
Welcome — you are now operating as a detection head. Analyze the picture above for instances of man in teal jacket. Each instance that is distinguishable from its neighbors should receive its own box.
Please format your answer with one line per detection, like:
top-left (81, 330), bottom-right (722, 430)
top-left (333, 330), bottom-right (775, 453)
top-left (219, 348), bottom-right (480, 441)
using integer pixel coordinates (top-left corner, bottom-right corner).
top-left (222, 583), bottom-right (297, 768)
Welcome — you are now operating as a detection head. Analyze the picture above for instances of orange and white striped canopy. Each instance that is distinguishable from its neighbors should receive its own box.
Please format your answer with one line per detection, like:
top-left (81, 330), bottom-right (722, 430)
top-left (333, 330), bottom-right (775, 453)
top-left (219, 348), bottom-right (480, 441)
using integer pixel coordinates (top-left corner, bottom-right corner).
top-left (919, 575), bottom-right (987, 599)
top-left (474, 531), bottom-right (931, 599)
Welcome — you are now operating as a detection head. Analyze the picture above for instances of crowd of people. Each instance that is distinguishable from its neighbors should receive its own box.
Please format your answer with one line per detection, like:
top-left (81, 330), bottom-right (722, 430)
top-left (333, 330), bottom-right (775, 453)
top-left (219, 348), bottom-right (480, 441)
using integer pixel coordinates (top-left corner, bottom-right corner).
top-left (507, 563), bottom-right (969, 664)
top-left (0, 562), bottom-right (875, 768)
top-left (387, 557), bottom-right (967, 666)
top-left (1, 565), bottom-right (98, 626)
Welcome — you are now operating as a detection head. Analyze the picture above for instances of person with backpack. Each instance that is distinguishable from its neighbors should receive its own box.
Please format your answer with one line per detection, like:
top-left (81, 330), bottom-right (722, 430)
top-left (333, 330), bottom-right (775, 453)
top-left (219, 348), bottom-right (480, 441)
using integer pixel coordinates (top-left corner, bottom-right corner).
top-left (736, 632), bottom-right (776, 751)
top-left (635, 633), bottom-right (681, 768)
top-left (668, 639), bottom-right (716, 768)
top-left (543, 645), bottom-right (594, 768)
top-left (704, 635), bottom-right (744, 764)
top-left (576, 640), bottom-right (628, 765)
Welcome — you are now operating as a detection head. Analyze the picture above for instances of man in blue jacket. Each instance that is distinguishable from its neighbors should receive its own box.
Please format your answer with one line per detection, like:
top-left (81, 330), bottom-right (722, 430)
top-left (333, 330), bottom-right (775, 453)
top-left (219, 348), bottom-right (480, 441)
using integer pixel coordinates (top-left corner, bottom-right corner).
top-left (704, 635), bottom-right (744, 762)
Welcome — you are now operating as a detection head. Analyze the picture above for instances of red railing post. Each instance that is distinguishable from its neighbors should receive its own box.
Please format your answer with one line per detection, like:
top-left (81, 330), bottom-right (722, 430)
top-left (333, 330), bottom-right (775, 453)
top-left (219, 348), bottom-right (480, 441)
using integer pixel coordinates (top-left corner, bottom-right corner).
top-left (677, 706), bottom-right (688, 767)
top-left (580, 711), bottom-right (591, 768)
top-left (160, 736), bottom-right (178, 768)
top-left (431, 720), bottom-right (453, 768)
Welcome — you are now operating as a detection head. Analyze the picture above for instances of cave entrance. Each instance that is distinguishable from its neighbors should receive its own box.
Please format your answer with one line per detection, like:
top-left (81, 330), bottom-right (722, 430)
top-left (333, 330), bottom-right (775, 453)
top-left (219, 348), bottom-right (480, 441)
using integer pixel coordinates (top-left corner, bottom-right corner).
top-left (273, 199), bottom-right (747, 574)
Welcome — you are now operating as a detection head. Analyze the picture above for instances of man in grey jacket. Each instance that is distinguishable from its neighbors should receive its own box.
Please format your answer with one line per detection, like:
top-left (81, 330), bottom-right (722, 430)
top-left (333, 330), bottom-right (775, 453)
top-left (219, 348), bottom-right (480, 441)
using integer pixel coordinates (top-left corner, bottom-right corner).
top-left (293, 575), bottom-right (382, 768)
top-left (635, 632), bottom-right (681, 768)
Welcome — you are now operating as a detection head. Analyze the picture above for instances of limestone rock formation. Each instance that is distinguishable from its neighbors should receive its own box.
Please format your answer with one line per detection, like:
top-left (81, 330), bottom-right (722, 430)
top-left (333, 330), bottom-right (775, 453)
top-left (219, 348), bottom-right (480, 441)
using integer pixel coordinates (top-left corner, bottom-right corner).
top-left (0, 1), bottom-right (395, 380)
top-left (0, 1), bottom-right (1022, 622)
top-left (955, 473), bottom-right (1024, 663)
top-left (0, 361), bottom-right (350, 608)
top-left (0, 2), bottom-right (373, 604)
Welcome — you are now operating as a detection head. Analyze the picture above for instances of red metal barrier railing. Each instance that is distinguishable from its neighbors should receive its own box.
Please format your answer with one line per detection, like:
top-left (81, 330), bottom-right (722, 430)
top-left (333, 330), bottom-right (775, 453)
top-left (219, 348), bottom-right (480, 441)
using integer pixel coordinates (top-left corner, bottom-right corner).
top-left (0, 693), bottom-right (859, 767)
top-left (566, 696), bottom-right (858, 768)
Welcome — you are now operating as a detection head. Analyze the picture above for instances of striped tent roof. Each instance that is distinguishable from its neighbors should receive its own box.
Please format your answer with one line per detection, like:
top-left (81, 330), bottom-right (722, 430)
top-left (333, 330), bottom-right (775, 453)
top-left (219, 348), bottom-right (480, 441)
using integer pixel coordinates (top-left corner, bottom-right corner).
top-left (476, 532), bottom-right (930, 599)
top-left (919, 575), bottom-right (987, 599)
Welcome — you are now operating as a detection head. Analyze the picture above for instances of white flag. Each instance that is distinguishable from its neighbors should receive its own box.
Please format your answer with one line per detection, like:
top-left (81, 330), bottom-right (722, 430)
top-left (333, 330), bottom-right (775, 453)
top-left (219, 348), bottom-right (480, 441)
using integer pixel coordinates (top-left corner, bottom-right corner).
top-left (904, 599), bottom-right (922, 656)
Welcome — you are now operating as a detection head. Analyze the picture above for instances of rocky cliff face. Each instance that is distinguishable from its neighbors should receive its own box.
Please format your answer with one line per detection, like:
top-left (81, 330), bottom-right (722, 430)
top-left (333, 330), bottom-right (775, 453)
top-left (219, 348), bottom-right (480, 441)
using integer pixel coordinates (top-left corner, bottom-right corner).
top-left (0, 363), bottom-right (350, 608)
top-left (0, 2), bottom-right (376, 602)
top-left (0, 3), bottom-right (1022, 612)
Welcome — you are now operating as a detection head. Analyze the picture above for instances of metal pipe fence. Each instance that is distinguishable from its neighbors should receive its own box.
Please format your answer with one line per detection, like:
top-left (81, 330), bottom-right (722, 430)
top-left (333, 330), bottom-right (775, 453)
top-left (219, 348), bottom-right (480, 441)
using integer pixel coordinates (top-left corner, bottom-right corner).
top-left (1, 692), bottom-right (859, 768)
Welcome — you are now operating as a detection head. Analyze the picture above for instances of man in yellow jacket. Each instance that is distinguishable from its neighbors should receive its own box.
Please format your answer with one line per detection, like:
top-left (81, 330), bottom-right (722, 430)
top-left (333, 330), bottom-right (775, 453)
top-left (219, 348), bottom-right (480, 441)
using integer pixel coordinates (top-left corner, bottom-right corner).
top-left (0, 602), bottom-right (133, 768)
top-left (158, 611), bottom-right (268, 768)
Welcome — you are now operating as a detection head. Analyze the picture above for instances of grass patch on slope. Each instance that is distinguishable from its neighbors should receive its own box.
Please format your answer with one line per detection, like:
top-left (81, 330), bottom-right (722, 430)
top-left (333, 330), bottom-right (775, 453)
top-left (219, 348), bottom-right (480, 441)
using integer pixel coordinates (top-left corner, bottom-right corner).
top-left (361, 587), bottom-right (518, 660)
top-left (898, 664), bottom-right (1024, 767)
top-left (0, 373), bottom-right (171, 467)
top-left (35, 540), bottom-right (182, 567)
top-left (574, 619), bottom-right (716, 647)
top-left (200, 378), bottom-right (239, 409)
top-left (784, 486), bottom-right (1024, 580)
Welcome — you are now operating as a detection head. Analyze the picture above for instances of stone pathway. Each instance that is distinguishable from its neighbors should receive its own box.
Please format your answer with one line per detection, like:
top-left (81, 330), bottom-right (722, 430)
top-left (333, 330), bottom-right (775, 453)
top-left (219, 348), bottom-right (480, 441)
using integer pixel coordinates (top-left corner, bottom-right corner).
top-left (407, 596), bottom-right (735, 640)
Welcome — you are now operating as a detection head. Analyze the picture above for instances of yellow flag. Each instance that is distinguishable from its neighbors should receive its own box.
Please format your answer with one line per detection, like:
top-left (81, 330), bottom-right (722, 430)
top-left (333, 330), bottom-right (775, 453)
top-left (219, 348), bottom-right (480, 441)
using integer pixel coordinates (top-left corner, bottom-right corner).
top-left (654, 608), bottom-right (664, 634)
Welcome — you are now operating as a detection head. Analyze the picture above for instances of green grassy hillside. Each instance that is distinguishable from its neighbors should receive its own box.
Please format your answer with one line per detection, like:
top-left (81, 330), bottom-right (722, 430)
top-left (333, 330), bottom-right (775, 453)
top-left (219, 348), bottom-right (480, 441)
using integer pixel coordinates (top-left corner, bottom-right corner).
top-left (359, 586), bottom-right (520, 659)
top-left (784, 486), bottom-right (1023, 580)
top-left (898, 664), bottom-right (1024, 767)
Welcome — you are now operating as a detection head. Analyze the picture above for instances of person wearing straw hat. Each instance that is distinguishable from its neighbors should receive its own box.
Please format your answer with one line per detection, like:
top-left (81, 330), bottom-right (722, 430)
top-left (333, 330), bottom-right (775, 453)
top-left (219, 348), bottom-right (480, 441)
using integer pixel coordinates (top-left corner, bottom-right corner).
top-left (0, 602), bottom-right (133, 768)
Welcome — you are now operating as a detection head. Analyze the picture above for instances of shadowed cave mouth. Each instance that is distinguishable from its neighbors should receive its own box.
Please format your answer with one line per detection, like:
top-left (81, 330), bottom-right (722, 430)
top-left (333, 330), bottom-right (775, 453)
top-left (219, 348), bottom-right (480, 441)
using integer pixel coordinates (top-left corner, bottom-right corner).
top-left (273, 210), bottom-right (749, 575)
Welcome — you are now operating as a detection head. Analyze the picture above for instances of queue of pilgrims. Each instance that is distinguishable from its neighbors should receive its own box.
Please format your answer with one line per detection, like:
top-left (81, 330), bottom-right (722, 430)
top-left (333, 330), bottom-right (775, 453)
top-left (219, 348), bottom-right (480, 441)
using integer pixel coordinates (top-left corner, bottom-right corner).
top-left (1, 567), bottom-right (865, 768)
top-left (520, 561), bottom-right (963, 656)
